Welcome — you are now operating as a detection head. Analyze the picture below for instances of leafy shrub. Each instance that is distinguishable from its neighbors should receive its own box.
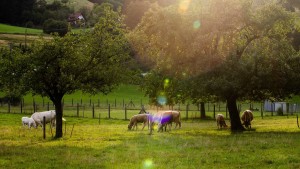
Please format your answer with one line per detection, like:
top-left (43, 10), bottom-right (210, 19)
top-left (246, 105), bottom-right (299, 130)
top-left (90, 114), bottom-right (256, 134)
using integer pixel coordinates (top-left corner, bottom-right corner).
top-left (43, 19), bottom-right (69, 36)
top-left (277, 107), bottom-right (283, 116)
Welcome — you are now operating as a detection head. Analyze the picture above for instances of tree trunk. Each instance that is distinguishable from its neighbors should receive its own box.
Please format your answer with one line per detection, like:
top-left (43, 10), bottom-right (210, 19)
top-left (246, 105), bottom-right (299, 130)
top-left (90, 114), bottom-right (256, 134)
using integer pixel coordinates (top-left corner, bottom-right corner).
top-left (200, 102), bottom-right (206, 119)
top-left (227, 96), bottom-right (245, 131)
top-left (54, 99), bottom-right (63, 138)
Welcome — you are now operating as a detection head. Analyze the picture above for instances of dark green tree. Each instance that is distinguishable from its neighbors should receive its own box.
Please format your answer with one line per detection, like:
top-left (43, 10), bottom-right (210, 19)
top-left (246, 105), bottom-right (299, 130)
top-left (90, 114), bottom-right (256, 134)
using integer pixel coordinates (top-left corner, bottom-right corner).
top-left (129, 0), bottom-right (299, 130)
top-left (7, 3), bottom-right (131, 138)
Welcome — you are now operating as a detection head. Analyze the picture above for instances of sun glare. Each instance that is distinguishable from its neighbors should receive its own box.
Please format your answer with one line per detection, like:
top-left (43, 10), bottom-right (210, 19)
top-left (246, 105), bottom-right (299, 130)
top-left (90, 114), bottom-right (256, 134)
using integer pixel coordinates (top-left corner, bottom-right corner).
top-left (143, 159), bottom-right (154, 169)
top-left (193, 20), bottom-right (201, 29)
top-left (178, 0), bottom-right (192, 14)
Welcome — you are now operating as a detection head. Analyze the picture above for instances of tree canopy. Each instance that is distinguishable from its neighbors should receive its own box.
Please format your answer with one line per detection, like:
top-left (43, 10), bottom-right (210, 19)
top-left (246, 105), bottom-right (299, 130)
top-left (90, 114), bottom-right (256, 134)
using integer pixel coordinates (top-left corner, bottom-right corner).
top-left (129, 0), bottom-right (300, 130)
top-left (0, 3), bottom-right (132, 138)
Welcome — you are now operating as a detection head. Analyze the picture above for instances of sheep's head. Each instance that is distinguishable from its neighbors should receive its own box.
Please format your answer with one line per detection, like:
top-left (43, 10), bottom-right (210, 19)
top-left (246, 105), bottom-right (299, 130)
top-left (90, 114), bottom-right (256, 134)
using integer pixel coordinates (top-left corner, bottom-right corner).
top-left (128, 124), bottom-right (133, 130)
top-left (221, 121), bottom-right (228, 128)
top-left (244, 120), bottom-right (251, 128)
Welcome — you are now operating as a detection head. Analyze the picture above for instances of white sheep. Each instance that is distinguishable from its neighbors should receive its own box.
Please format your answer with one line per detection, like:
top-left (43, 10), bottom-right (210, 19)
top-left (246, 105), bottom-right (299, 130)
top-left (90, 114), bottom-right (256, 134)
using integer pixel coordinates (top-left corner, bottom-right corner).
top-left (21, 117), bottom-right (36, 128)
top-left (31, 110), bottom-right (56, 128)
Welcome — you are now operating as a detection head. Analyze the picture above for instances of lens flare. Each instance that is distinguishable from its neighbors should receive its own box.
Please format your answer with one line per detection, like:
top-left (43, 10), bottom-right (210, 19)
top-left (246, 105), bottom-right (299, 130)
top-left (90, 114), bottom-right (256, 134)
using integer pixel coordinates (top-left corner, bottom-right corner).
top-left (178, 0), bottom-right (191, 14)
top-left (164, 78), bottom-right (170, 88)
top-left (143, 159), bottom-right (154, 169)
top-left (157, 95), bottom-right (167, 105)
top-left (193, 20), bottom-right (201, 29)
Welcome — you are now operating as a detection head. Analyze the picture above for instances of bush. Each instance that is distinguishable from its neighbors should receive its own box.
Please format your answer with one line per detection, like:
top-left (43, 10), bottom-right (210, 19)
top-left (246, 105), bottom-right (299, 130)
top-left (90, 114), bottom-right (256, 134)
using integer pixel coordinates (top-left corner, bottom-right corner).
top-left (0, 95), bottom-right (21, 106)
top-left (277, 107), bottom-right (283, 116)
top-left (43, 19), bottom-right (69, 36)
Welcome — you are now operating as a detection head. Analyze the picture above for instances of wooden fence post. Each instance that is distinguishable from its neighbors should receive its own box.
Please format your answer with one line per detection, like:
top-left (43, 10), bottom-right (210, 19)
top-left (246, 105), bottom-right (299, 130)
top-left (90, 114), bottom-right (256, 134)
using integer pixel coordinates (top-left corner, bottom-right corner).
top-left (261, 102), bottom-right (263, 119)
top-left (43, 116), bottom-right (46, 139)
top-left (125, 104), bottom-right (127, 120)
top-left (8, 101), bottom-right (11, 113)
top-left (226, 104), bottom-right (228, 118)
top-left (186, 104), bottom-right (189, 120)
top-left (77, 103), bottom-right (79, 117)
top-left (92, 103), bottom-right (95, 118)
top-left (108, 104), bottom-right (111, 119)
top-left (20, 101), bottom-right (23, 113)
top-left (213, 104), bottom-right (216, 119)
top-left (99, 113), bottom-right (101, 125)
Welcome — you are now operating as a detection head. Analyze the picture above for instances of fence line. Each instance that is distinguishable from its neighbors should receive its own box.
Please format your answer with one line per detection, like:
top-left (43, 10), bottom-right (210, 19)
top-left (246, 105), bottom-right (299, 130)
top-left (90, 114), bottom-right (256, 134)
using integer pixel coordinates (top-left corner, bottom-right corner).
top-left (1, 99), bottom-right (300, 120)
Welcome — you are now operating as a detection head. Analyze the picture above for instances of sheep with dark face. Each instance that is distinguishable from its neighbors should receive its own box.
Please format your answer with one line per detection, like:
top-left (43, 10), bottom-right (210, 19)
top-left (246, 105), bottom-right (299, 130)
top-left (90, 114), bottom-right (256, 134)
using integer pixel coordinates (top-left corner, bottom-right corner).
top-left (128, 114), bottom-right (149, 130)
top-left (241, 110), bottom-right (253, 129)
top-left (216, 114), bottom-right (227, 129)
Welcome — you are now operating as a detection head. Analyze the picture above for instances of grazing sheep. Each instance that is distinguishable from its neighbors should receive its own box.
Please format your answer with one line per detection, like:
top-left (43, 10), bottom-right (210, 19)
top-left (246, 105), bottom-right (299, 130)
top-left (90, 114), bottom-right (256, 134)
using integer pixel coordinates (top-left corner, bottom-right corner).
top-left (21, 117), bottom-right (36, 128)
top-left (241, 110), bottom-right (253, 129)
top-left (128, 114), bottom-right (149, 130)
top-left (155, 111), bottom-right (181, 132)
top-left (216, 114), bottom-right (227, 129)
top-left (31, 110), bottom-right (56, 128)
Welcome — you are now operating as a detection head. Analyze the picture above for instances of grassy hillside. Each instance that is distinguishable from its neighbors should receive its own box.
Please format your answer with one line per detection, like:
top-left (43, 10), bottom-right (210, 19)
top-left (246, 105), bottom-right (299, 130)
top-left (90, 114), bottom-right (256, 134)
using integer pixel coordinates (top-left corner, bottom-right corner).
top-left (0, 24), bottom-right (43, 34)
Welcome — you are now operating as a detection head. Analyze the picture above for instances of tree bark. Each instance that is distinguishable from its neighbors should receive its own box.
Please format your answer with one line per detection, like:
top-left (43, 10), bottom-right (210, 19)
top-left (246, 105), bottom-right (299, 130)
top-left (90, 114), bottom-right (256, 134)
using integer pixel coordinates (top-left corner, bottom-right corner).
top-left (54, 99), bottom-right (63, 138)
top-left (226, 96), bottom-right (245, 131)
top-left (200, 102), bottom-right (206, 119)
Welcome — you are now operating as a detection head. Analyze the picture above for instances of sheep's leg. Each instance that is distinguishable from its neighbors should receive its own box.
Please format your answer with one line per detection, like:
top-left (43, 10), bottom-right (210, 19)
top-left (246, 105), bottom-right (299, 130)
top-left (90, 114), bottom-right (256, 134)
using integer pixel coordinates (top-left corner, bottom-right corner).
top-left (141, 122), bottom-right (146, 130)
top-left (134, 123), bottom-right (138, 130)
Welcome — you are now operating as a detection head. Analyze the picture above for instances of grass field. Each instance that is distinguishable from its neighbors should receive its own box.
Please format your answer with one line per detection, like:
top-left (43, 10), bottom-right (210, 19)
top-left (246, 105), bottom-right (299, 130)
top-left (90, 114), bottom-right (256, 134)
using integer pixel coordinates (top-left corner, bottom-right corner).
top-left (0, 113), bottom-right (299, 169)
top-left (1, 86), bottom-right (300, 168)
top-left (0, 23), bottom-right (89, 48)
top-left (0, 24), bottom-right (43, 34)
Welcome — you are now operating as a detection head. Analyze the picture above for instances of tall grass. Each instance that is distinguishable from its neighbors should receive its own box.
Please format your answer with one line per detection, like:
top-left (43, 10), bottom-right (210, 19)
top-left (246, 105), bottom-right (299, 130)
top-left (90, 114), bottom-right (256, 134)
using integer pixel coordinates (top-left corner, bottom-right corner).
top-left (0, 113), bottom-right (299, 169)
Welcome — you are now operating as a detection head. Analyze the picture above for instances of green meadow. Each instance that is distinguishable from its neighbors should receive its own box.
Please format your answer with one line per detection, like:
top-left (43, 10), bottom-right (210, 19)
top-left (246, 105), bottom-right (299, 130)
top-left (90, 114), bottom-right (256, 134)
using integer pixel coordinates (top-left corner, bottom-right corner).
top-left (0, 23), bottom-right (43, 34)
top-left (0, 113), bottom-right (299, 169)
top-left (1, 84), bottom-right (300, 168)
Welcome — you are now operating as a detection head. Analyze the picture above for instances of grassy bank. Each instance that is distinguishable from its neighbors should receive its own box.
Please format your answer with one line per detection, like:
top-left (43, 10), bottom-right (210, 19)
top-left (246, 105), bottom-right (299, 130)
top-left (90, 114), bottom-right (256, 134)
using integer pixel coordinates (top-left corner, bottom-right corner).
top-left (0, 113), bottom-right (299, 168)
top-left (0, 23), bottom-right (43, 34)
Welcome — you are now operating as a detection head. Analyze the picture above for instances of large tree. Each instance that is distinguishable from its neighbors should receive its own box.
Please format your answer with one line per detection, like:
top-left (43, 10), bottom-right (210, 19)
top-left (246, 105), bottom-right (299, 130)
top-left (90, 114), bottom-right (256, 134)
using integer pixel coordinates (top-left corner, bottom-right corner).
top-left (9, 3), bottom-right (131, 138)
top-left (129, 0), bottom-right (299, 130)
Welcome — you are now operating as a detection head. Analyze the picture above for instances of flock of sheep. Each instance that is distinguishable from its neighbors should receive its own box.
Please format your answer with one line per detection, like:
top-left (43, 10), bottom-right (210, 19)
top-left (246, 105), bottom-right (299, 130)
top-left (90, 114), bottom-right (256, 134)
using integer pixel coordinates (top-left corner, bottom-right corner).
top-left (128, 109), bottom-right (254, 132)
top-left (21, 110), bottom-right (56, 129)
top-left (21, 109), bottom-right (253, 132)
top-left (128, 110), bottom-right (182, 132)
top-left (216, 110), bottom-right (254, 129)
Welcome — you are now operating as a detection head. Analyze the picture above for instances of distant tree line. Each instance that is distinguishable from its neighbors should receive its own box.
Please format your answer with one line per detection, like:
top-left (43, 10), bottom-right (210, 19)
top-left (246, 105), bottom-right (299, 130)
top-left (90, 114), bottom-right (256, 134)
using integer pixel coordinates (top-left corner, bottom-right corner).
top-left (0, 0), bottom-right (72, 28)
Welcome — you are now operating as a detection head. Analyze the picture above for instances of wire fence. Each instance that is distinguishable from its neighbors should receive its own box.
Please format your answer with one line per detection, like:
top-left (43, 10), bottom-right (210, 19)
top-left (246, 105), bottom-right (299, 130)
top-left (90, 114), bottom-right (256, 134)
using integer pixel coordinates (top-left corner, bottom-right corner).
top-left (1, 98), bottom-right (300, 120)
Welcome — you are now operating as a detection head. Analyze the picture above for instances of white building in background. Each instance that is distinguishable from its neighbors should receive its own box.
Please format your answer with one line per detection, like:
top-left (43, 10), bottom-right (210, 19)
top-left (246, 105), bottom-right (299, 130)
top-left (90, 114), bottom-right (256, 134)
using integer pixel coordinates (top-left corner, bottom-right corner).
top-left (264, 100), bottom-right (286, 112)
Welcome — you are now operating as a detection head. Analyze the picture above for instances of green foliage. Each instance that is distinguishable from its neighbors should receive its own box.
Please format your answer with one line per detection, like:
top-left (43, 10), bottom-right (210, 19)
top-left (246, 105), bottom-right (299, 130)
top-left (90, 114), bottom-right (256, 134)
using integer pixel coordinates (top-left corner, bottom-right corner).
top-left (43, 19), bottom-right (69, 36)
top-left (0, 3), bottom-right (132, 138)
top-left (141, 70), bottom-right (187, 107)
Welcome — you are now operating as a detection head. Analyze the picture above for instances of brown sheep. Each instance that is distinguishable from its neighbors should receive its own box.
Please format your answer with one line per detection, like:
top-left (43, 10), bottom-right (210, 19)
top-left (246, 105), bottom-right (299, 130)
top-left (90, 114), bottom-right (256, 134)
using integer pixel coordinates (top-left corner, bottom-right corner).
top-left (241, 110), bottom-right (254, 129)
top-left (216, 114), bottom-right (227, 129)
top-left (128, 114), bottom-right (149, 130)
top-left (156, 111), bottom-right (181, 132)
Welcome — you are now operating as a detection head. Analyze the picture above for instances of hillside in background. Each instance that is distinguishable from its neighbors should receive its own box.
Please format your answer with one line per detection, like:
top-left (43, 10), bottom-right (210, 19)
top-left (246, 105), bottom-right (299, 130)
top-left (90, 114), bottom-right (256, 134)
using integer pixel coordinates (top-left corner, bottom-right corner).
top-left (46, 0), bottom-right (94, 11)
